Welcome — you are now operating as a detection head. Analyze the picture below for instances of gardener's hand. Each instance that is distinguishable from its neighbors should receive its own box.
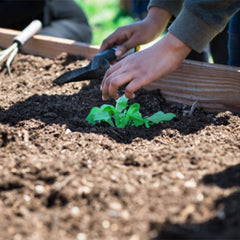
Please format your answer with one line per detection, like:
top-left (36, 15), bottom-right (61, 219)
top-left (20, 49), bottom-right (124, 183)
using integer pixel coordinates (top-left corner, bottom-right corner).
top-left (101, 32), bottom-right (192, 100)
top-left (99, 7), bottom-right (171, 57)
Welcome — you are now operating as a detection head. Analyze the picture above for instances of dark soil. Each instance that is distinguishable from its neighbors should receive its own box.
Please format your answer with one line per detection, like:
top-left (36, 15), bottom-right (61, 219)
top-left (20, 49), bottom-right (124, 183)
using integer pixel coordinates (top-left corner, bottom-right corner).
top-left (0, 51), bottom-right (240, 240)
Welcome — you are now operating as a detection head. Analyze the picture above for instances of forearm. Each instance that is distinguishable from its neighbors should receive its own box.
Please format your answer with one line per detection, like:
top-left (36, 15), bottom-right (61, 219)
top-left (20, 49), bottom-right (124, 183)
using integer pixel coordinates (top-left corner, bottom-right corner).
top-left (143, 6), bottom-right (172, 40)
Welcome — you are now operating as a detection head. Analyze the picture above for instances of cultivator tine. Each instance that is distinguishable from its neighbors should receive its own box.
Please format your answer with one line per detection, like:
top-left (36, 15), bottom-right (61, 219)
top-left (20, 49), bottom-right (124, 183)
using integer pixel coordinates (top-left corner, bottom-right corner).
top-left (6, 44), bottom-right (18, 76)
top-left (0, 42), bottom-right (18, 76)
top-left (0, 20), bottom-right (42, 76)
top-left (0, 44), bottom-right (15, 63)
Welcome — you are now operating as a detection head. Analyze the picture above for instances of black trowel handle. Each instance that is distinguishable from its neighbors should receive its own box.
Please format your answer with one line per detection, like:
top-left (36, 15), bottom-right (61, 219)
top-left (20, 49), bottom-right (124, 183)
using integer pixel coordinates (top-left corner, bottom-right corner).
top-left (95, 48), bottom-right (117, 62)
top-left (97, 46), bottom-right (140, 63)
top-left (13, 20), bottom-right (42, 47)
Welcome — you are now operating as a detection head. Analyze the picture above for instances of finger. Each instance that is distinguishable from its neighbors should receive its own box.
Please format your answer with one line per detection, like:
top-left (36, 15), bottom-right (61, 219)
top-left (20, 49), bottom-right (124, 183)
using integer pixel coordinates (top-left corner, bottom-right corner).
top-left (115, 39), bottom-right (138, 57)
top-left (125, 77), bottom-right (146, 99)
top-left (101, 80), bottom-right (110, 101)
top-left (103, 71), bottom-right (134, 100)
top-left (101, 63), bottom-right (122, 91)
top-left (100, 32), bottom-right (128, 52)
top-left (100, 38), bottom-right (116, 52)
top-left (101, 69), bottom-right (121, 100)
top-left (101, 68), bottom-right (116, 100)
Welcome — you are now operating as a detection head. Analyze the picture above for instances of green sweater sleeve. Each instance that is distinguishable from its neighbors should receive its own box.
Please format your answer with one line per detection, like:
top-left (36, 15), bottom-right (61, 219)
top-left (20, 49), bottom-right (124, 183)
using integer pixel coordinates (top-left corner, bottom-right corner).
top-left (148, 0), bottom-right (240, 52)
top-left (148, 0), bottom-right (183, 17)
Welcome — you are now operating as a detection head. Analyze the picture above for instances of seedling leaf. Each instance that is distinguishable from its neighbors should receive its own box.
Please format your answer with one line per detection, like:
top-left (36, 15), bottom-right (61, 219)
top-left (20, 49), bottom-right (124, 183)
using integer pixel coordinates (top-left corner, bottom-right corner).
top-left (86, 106), bottom-right (114, 127)
top-left (115, 94), bottom-right (128, 112)
top-left (146, 111), bottom-right (176, 124)
top-left (126, 103), bottom-right (145, 127)
top-left (86, 95), bottom-right (176, 128)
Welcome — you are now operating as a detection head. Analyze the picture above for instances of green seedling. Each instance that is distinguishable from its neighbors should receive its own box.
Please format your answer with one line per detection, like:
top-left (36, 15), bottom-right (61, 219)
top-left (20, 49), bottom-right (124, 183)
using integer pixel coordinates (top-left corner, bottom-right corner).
top-left (86, 95), bottom-right (176, 128)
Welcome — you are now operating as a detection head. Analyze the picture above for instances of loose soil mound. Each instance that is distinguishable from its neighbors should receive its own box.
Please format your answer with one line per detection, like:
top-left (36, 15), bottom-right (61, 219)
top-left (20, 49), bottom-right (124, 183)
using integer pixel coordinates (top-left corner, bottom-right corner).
top-left (0, 52), bottom-right (240, 240)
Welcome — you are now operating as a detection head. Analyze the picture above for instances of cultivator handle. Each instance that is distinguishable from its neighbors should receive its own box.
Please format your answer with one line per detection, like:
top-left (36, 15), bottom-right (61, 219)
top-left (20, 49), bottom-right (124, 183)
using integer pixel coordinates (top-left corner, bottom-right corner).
top-left (13, 20), bottom-right (42, 47)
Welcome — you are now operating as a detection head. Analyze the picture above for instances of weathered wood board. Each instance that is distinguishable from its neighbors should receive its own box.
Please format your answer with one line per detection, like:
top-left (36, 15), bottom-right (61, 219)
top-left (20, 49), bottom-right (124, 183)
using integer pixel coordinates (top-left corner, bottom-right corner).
top-left (0, 28), bottom-right (99, 59)
top-left (145, 60), bottom-right (240, 112)
top-left (0, 27), bottom-right (240, 112)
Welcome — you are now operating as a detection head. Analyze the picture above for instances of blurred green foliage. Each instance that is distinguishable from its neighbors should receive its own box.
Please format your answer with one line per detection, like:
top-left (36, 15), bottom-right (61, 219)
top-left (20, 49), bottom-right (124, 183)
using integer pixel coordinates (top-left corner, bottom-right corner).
top-left (75, 0), bottom-right (135, 45)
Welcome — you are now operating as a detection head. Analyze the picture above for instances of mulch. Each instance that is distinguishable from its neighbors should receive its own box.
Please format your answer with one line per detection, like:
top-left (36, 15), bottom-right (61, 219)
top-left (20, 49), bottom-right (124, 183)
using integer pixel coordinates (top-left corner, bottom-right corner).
top-left (0, 51), bottom-right (240, 240)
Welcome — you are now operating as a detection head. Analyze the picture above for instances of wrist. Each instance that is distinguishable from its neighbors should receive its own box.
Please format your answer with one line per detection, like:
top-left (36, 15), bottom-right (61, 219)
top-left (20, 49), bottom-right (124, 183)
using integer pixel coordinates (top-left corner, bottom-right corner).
top-left (145, 7), bottom-right (172, 36)
top-left (150, 32), bottom-right (192, 73)
top-left (164, 32), bottom-right (192, 57)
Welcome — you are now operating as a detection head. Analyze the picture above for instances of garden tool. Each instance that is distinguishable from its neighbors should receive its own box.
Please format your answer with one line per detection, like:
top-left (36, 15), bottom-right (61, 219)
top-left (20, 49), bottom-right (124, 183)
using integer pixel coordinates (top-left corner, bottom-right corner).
top-left (53, 46), bottom-right (140, 85)
top-left (0, 20), bottom-right (42, 75)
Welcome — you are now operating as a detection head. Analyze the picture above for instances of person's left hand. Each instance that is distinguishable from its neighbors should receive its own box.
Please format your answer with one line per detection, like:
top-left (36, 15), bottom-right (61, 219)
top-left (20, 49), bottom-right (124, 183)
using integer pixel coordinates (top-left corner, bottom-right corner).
top-left (101, 32), bottom-right (192, 100)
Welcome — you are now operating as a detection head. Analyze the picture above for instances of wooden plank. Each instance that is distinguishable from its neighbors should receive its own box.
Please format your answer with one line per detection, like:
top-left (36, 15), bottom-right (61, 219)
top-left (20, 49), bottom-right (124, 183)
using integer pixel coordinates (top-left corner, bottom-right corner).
top-left (0, 27), bottom-right (99, 59)
top-left (146, 60), bottom-right (240, 112)
top-left (0, 27), bottom-right (240, 112)
top-left (145, 60), bottom-right (240, 112)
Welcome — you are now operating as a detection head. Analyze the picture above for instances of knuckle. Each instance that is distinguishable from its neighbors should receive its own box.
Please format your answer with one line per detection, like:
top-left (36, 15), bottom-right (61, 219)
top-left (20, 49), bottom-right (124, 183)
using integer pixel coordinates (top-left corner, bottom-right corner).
top-left (110, 79), bottom-right (119, 88)
top-left (102, 37), bottom-right (107, 43)
top-left (121, 45), bottom-right (129, 52)
top-left (102, 39), bottom-right (108, 46)
top-left (116, 26), bottom-right (124, 32)
top-left (125, 87), bottom-right (133, 96)
top-left (104, 69), bottom-right (111, 78)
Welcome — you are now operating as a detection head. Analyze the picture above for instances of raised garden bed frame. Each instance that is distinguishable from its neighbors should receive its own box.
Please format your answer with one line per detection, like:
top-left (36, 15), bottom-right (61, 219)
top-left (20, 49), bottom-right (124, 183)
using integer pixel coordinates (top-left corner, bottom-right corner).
top-left (1, 27), bottom-right (240, 112)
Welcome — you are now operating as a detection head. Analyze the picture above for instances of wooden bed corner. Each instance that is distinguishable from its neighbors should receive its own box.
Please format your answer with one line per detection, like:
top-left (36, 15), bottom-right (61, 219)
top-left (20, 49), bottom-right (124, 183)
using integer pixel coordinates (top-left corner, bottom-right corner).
top-left (0, 27), bottom-right (240, 112)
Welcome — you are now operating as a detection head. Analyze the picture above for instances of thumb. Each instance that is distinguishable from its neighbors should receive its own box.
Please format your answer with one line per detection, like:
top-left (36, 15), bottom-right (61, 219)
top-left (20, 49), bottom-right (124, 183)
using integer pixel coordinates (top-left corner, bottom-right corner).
top-left (115, 41), bottom-right (137, 57)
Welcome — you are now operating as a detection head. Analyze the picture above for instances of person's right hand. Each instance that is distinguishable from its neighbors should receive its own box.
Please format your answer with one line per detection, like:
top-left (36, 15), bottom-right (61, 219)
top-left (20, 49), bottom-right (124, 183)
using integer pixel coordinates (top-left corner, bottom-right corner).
top-left (100, 32), bottom-right (192, 101)
top-left (99, 7), bottom-right (172, 57)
